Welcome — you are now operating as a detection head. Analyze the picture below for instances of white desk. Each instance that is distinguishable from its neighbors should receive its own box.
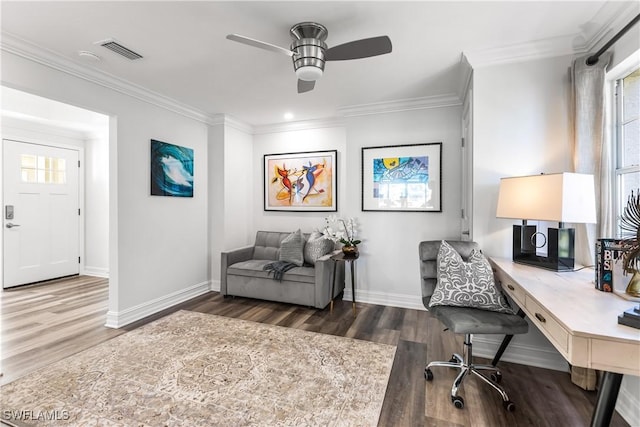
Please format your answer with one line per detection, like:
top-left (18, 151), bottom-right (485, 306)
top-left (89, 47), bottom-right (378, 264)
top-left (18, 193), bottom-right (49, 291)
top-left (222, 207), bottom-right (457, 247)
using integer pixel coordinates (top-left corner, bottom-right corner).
top-left (490, 258), bottom-right (640, 426)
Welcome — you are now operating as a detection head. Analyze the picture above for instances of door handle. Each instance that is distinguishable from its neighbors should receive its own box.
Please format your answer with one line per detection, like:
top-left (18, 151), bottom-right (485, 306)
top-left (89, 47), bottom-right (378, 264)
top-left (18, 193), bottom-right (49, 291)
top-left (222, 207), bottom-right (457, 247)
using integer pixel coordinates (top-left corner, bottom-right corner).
top-left (6, 223), bottom-right (21, 228)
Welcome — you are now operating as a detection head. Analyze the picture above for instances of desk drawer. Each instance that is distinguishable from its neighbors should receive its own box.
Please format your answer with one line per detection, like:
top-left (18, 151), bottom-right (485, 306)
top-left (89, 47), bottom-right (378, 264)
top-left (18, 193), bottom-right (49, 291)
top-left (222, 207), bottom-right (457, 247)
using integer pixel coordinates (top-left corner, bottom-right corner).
top-left (494, 268), bottom-right (525, 305)
top-left (525, 296), bottom-right (569, 354)
top-left (591, 339), bottom-right (640, 375)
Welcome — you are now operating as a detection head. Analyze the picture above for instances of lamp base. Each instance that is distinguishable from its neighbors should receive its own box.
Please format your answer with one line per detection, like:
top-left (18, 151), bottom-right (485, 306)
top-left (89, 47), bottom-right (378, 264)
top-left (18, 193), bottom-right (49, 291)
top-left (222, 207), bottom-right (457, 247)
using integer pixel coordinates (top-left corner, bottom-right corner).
top-left (512, 225), bottom-right (575, 272)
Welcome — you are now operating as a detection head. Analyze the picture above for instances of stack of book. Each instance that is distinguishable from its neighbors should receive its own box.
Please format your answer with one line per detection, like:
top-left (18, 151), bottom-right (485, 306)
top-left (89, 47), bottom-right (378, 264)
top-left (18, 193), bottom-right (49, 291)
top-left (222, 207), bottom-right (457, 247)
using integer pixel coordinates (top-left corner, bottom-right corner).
top-left (618, 305), bottom-right (640, 329)
top-left (595, 238), bottom-right (624, 292)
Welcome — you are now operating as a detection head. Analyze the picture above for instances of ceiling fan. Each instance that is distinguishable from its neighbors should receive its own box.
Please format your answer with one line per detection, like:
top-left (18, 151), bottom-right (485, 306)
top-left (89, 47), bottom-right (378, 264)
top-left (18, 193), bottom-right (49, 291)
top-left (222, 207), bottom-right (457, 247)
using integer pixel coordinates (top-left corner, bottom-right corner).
top-left (226, 22), bottom-right (392, 93)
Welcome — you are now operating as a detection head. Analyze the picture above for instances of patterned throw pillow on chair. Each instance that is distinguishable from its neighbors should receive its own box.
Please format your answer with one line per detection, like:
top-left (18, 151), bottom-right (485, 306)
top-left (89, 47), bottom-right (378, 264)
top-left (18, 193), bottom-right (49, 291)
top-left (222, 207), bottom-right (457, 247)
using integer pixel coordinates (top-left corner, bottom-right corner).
top-left (429, 240), bottom-right (515, 314)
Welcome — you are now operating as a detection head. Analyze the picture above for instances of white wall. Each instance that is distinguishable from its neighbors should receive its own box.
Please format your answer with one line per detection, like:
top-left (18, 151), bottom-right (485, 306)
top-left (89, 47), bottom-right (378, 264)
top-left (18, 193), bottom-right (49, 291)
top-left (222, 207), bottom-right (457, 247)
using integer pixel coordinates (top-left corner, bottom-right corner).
top-left (344, 108), bottom-right (462, 307)
top-left (471, 52), bottom-right (639, 423)
top-left (84, 134), bottom-right (109, 277)
top-left (208, 123), bottom-right (225, 289)
top-left (224, 125), bottom-right (254, 248)
top-left (608, 21), bottom-right (640, 71)
top-left (253, 125), bottom-right (347, 234)
top-left (252, 106), bottom-right (462, 308)
top-left (473, 54), bottom-right (573, 259)
top-left (2, 51), bottom-right (210, 326)
top-left (209, 120), bottom-right (255, 290)
top-left (470, 54), bottom-right (575, 369)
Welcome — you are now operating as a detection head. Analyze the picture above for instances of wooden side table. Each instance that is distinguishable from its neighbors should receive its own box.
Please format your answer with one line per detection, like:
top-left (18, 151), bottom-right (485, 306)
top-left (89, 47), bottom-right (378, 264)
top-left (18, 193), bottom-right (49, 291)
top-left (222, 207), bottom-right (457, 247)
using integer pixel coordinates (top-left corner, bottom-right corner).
top-left (331, 252), bottom-right (359, 316)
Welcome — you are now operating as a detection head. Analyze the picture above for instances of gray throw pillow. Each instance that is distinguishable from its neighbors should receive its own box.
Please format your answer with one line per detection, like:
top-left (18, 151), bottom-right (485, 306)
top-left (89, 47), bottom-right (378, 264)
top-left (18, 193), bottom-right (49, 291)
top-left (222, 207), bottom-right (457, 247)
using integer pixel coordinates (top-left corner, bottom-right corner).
top-left (429, 240), bottom-right (515, 314)
top-left (279, 229), bottom-right (305, 267)
top-left (304, 231), bottom-right (334, 265)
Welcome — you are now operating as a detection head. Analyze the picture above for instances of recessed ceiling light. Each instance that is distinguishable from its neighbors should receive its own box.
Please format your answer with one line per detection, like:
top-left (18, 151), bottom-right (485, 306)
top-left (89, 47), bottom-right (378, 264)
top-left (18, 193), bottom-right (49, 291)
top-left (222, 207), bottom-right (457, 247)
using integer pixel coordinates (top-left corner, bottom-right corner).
top-left (283, 112), bottom-right (294, 120)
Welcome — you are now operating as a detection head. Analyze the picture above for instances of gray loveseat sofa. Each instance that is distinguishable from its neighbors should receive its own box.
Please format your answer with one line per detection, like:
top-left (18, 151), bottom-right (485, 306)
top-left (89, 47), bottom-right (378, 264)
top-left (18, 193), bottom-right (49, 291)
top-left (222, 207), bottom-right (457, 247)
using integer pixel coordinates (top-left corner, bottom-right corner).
top-left (221, 231), bottom-right (345, 309)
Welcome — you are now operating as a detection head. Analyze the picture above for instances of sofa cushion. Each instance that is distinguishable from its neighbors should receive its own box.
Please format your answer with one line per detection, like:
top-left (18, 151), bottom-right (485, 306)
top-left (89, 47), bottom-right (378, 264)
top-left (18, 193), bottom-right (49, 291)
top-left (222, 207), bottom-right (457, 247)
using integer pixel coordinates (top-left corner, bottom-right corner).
top-left (228, 260), bottom-right (315, 284)
top-left (253, 231), bottom-right (286, 260)
top-left (304, 231), bottom-right (334, 265)
top-left (279, 229), bottom-right (305, 266)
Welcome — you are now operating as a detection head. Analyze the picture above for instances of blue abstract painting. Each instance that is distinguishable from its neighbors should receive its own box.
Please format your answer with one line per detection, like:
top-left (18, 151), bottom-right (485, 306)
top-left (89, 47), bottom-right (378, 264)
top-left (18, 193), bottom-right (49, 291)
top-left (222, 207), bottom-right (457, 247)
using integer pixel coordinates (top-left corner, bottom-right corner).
top-left (372, 156), bottom-right (429, 184)
top-left (150, 139), bottom-right (194, 197)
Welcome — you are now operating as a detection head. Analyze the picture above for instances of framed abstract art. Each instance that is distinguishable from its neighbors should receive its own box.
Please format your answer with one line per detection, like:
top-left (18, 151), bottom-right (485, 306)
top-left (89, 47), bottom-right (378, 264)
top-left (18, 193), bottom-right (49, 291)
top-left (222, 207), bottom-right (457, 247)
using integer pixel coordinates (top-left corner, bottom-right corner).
top-left (361, 142), bottom-right (441, 212)
top-left (264, 150), bottom-right (337, 212)
top-left (150, 139), bottom-right (194, 197)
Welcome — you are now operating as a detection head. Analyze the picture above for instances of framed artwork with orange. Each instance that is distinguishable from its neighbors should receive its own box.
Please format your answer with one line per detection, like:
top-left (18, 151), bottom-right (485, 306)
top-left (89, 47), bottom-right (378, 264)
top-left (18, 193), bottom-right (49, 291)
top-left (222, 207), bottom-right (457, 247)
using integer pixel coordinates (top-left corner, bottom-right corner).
top-left (264, 150), bottom-right (337, 212)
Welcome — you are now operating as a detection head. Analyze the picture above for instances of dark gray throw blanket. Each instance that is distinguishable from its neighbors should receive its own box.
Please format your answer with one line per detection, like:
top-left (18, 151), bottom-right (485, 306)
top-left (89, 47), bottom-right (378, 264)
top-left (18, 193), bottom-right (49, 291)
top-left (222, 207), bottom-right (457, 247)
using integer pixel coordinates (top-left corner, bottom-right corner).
top-left (263, 261), bottom-right (298, 281)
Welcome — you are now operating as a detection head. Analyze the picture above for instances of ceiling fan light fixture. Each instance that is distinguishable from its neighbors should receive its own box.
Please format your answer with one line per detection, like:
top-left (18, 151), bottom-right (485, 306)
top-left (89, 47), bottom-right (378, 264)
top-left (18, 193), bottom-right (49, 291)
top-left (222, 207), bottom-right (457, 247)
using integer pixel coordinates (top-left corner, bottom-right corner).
top-left (226, 21), bottom-right (392, 94)
top-left (296, 66), bottom-right (323, 81)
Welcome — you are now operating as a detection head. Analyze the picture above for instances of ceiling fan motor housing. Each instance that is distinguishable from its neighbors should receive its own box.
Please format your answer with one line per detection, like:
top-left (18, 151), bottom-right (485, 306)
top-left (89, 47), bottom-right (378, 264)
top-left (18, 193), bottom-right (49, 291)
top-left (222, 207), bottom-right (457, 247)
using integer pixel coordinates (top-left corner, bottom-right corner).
top-left (291, 38), bottom-right (327, 80)
top-left (290, 22), bottom-right (328, 81)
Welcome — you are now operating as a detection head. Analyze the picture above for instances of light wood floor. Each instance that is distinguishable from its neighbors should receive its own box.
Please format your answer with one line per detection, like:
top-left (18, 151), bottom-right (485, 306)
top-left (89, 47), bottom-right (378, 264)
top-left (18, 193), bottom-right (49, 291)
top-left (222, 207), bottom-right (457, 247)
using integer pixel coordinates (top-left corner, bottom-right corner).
top-left (0, 277), bottom-right (629, 426)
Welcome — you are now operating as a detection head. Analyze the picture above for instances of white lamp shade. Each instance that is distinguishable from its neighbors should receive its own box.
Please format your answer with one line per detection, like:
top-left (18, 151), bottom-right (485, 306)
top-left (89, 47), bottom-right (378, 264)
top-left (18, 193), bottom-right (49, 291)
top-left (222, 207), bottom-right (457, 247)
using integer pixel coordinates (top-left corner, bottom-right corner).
top-left (496, 173), bottom-right (597, 224)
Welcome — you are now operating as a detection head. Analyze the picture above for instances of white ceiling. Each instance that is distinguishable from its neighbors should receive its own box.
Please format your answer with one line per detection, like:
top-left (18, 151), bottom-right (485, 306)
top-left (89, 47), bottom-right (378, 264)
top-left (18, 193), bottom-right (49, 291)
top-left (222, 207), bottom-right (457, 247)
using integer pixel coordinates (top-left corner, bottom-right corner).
top-left (1, 86), bottom-right (109, 137)
top-left (1, 1), bottom-right (638, 126)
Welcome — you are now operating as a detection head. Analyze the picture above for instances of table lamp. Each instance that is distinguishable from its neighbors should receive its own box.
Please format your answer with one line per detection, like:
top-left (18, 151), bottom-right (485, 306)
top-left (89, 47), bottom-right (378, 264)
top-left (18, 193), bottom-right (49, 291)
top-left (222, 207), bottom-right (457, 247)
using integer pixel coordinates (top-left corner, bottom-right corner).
top-left (496, 173), bottom-right (597, 271)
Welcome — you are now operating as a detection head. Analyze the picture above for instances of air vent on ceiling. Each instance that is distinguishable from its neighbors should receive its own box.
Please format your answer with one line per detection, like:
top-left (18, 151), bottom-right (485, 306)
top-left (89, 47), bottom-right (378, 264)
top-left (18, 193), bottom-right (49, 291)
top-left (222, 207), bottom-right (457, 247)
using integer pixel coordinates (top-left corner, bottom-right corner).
top-left (94, 38), bottom-right (143, 60)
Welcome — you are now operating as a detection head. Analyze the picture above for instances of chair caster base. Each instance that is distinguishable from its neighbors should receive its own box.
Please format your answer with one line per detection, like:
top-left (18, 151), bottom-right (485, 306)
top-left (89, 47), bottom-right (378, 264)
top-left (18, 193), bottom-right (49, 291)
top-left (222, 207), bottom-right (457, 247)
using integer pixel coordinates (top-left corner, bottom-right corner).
top-left (451, 395), bottom-right (464, 409)
top-left (503, 400), bottom-right (515, 412)
top-left (424, 368), bottom-right (433, 381)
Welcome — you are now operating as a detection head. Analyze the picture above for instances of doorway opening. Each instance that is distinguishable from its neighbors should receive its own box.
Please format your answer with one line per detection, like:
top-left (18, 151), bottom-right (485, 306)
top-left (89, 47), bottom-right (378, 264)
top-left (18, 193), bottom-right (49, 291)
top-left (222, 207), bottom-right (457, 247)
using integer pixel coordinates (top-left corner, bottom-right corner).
top-left (1, 86), bottom-right (110, 288)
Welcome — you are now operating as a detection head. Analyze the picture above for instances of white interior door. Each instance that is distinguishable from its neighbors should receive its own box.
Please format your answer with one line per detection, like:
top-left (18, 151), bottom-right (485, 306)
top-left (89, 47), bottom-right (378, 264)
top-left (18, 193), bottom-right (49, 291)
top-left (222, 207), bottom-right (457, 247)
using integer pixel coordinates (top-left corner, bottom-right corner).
top-left (3, 139), bottom-right (80, 288)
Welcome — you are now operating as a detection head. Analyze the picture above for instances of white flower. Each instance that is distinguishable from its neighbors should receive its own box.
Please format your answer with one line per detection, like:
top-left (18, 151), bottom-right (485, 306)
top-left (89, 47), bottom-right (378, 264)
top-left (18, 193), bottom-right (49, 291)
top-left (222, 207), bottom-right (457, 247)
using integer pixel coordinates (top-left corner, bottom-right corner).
top-left (322, 216), bottom-right (361, 246)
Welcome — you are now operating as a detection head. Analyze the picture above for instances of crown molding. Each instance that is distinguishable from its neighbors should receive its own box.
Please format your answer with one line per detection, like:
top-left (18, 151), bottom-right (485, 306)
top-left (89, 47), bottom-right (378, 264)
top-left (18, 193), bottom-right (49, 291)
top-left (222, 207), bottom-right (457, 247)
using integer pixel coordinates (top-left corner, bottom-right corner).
top-left (464, 34), bottom-right (580, 68)
top-left (1, 31), bottom-right (212, 125)
top-left (253, 117), bottom-right (345, 135)
top-left (465, 2), bottom-right (638, 68)
top-left (582, 2), bottom-right (639, 53)
top-left (209, 113), bottom-right (254, 134)
top-left (337, 93), bottom-right (461, 118)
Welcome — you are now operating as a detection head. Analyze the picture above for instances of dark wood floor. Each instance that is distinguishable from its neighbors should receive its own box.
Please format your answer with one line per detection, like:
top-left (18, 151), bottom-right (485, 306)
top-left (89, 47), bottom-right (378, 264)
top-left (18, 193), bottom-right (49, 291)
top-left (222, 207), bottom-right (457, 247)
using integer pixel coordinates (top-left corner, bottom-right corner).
top-left (0, 277), bottom-right (629, 426)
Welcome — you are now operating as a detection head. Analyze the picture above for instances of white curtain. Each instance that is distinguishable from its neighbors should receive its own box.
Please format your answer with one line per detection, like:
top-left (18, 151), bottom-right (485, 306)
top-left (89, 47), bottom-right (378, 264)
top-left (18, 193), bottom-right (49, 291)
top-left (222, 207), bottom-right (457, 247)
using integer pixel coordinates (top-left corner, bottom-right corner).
top-left (571, 52), bottom-right (613, 267)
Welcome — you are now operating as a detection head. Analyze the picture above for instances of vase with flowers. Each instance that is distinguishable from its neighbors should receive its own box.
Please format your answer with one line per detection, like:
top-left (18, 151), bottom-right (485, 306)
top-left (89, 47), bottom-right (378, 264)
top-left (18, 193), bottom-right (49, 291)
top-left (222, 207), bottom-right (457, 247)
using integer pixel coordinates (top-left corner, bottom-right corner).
top-left (620, 190), bottom-right (640, 297)
top-left (322, 215), bottom-right (362, 257)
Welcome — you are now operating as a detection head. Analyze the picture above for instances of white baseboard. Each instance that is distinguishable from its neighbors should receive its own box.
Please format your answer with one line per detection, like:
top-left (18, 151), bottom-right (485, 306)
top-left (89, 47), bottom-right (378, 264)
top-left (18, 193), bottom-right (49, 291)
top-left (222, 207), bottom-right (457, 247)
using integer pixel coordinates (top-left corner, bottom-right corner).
top-left (617, 378), bottom-right (640, 426)
top-left (471, 335), bottom-right (570, 372)
top-left (82, 266), bottom-right (109, 278)
top-left (210, 279), bottom-right (220, 292)
top-left (343, 288), bottom-right (425, 311)
top-left (343, 289), bottom-right (570, 372)
top-left (105, 280), bottom-right (210, 329)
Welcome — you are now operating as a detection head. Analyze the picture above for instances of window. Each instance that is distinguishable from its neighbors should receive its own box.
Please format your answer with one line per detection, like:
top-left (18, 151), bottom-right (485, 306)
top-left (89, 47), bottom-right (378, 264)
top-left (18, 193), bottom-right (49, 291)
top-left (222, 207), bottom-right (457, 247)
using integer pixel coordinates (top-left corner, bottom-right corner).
top-left (20, 154), bottom-right (67, 184)
top-left (614, 67), bottom-right (640, 236)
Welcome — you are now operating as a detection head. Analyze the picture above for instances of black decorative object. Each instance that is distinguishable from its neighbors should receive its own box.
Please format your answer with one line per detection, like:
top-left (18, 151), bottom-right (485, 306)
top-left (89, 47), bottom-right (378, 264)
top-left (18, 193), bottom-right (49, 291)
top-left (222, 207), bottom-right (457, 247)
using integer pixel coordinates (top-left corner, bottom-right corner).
top-left (512, 223), bottom-right (575, 271)
top-left (617, 305), bottom-right (640, 329)
top-left (496, 173), bottom-right (596, 272)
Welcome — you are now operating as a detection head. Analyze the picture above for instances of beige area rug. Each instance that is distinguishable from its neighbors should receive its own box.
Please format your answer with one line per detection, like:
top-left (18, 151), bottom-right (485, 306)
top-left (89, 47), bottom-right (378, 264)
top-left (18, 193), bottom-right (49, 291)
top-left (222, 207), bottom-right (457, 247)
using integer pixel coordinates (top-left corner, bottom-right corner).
top-left (1, 310), bottom-right (396, 426)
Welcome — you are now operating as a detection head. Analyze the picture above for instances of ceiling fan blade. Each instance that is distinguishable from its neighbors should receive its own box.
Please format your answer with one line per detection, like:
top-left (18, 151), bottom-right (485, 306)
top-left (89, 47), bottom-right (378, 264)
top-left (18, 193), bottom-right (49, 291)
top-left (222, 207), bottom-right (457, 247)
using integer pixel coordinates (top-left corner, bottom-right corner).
top-left (325, 36), bottom-right (392, 61)
top-left (298, 79), bottom-right (315, 93)
top-left (226, 34), bottom-right (293, 57)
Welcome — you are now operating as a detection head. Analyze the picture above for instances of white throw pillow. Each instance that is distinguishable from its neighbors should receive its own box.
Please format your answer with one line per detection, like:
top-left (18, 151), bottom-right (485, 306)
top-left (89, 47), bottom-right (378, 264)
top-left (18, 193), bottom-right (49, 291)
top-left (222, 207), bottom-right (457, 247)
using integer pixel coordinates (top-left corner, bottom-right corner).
top-left (429, 240), bottom-right (515, 314)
